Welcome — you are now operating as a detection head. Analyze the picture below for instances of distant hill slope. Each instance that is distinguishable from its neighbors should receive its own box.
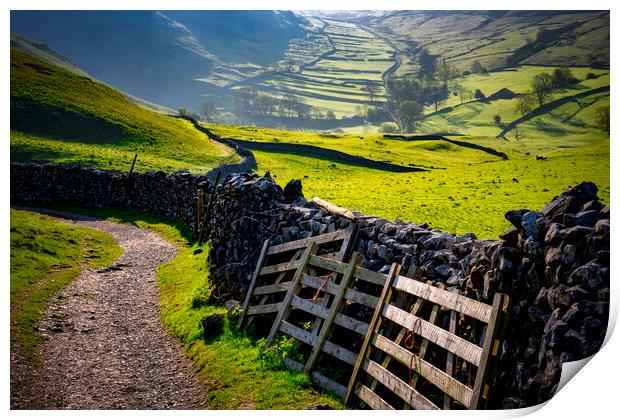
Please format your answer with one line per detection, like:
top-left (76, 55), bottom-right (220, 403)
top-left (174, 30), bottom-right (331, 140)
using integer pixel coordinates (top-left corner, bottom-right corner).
top-left (10, 49), bottom-right (235, 173)
top-left (10, 11), bottom-right (309, 110)
top-left (10, 32), bottom-right (174, 115)
top-left (367, 10), bottom-right (609, 74)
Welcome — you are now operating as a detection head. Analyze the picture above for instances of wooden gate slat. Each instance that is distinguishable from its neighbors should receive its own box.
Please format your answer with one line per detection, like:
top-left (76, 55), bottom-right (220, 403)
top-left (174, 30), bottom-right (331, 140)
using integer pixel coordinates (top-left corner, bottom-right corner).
top-left (253, 282), bottom-right (291, 296)
top-left (382, 303), bottom-right (483, 366)
top-left (267, 242), bottom-right (318, 345)
top-left (267, 229), bottom-right (349, 255)
top-left (259, 260), bottom-right (300, 276)
top-left (283, 358), bottom-right (347, 398)
top-left (363, 360), bottom-right (440, 410)
top-left (444, 310), bottom-right (458, 409)
top-left (372, 334), bottom-right (473, 407)
top-left (392, 275), bottom-right (493, 322)
top-left (344, 263), bottom-right (400, 406)
top-left (308, 254), bottom-right (347, 273)
top-left (237, 239), bottom-right (270, 329)
top-left (305, 253), bottom-right (360, 372)
top-left (279, 321), bottom-right (357, 366)
top-left (469, 293), bottom-right (509, 409)
top-left (356, 385), bottom-right (394, 410)
top-left (246, 303), bottom-right (282, 316)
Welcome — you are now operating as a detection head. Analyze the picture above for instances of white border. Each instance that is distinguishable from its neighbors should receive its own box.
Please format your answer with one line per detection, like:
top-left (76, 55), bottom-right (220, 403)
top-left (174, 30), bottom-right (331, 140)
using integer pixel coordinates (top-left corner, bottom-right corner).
top-left (3, 1), bottom-right (617, 419)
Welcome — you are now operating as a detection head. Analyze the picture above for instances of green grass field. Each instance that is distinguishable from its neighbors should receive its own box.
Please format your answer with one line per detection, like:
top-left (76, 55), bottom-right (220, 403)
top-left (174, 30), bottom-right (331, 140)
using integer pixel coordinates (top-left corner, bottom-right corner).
top-left (251, 137), bottom-right (609, 238)
top-left (10, 209), bottom-right (122, 362)
top-left (204, 122), bottom-right (507, 167)
top-left (416, 65), bottom-right (610, 138)
top-left (10, 49), bottom-right (236, 173)
top-left (203, 112), bottom-right (609, 239)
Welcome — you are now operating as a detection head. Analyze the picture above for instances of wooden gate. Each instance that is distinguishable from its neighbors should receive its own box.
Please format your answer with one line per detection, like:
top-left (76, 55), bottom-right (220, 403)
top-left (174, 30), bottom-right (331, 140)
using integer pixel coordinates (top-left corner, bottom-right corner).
top-left (344, 269), bottom-right (510, 410)
top-left (237, 224), bottom-right (358, 330)
top-left (242, 234), bottom-right (509, 408)
top-left (262, 242), bottom-right (394, 397)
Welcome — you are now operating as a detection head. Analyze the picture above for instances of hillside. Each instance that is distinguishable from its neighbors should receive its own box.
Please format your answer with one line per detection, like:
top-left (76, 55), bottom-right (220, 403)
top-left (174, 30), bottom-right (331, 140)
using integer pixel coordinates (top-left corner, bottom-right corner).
top-left (10, 11), bottom-right (310, 110)
top-left (11, 32), bottom-right (175, 114)
top-left (10, 49), bottom-right (235, 173)
top-left (366, 10), bottom-right (609, 75)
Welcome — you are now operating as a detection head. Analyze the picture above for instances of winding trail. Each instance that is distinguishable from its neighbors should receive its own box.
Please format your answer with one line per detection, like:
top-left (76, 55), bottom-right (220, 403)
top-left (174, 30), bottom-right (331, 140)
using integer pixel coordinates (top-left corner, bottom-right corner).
top-left (10, 209), bottom-right (207, 410)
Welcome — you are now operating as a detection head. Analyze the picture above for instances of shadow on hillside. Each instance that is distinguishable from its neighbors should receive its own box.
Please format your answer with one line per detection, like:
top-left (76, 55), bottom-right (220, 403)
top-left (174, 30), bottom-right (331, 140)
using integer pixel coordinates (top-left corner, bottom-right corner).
top-left (11, 97), bottom-right (128, 143)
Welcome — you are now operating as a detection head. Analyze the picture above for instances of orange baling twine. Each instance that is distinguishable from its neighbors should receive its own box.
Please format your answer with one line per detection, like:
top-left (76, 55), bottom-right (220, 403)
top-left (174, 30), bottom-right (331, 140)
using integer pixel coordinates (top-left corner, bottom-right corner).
top-left (312, 274), bottom-right (333, 300)
top-left (404, 317), bottom-right (423, 385)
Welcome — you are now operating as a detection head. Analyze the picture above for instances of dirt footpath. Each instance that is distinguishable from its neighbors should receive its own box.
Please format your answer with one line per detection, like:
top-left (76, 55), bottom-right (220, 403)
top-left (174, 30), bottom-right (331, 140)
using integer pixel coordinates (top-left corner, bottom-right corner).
top-left (10, 210), bottom-right (207, 409)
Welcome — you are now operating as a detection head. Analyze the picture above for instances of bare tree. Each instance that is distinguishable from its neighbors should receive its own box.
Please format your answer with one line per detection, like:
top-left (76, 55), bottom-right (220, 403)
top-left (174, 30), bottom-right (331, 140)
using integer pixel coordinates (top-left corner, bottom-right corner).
top-left (531, 73), bottom-right (554, 106)
top-left (396, 100), bottom-right (424, 133)
top-left (515, 93), bottom-right (536, 117)
top-left (471, 60), bottom-right (483, 74)
top-left (513, 127), bottom-right (523, 142)
top-left (363, 85), bottom-right (379, 103)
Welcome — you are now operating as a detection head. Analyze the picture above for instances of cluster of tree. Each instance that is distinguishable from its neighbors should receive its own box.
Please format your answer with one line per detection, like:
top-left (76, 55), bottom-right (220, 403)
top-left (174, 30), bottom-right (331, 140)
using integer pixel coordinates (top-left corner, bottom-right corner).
top-left (470, 60), bottom-right (488, 75)
top-left (177, 108), bottom-right (202, 121)
top-left (386, 77), bottom-right (450, 131)
top-left (382, 49), bottom-right (469, 132)
top-left (231, 88), bottom-right (335, 120)
top-left (514, 67), bottom-right (579, 117)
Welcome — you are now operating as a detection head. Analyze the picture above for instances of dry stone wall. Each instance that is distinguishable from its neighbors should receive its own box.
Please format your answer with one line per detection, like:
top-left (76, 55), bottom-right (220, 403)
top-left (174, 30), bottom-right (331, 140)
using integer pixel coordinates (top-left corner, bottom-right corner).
top-left (10, 163), bottom-right (212, 230)
top-left (10, 163), bottom-right (610, 409)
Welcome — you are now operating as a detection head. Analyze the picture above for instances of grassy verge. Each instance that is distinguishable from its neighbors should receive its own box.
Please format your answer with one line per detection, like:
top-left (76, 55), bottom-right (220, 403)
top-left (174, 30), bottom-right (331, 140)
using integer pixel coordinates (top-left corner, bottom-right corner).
top-left (37, 204), bottom-right (343, 409)
top-left (10, 208), bottom-right (122, 362)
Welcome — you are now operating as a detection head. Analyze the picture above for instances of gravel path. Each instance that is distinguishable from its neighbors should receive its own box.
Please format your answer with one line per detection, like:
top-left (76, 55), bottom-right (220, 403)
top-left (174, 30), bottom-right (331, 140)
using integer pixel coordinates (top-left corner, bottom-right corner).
top-left (11, 209), bottom-right (207, 409)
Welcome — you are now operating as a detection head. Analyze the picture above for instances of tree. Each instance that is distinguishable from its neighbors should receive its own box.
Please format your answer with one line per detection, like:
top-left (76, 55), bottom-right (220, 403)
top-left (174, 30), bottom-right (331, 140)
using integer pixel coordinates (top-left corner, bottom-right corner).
top-left (177, 108), bottom-right (189, 116)
top-left (513, 127), bottom-right (523, 142)
top-left (436, 58), bottom-right (457, 86)
top-left (474, 89), bottom-right (485, 100)
top-left (531, 73), bottom-right (554, 106)
top-left (254, 95), bottom-right (277, 116)
top-left (471, 60), bottom-right (483, 74)
top-left (595, 106), bottom-right (610, 133)
top-left (396, 100), bottom-right (424, 132)
top-left (292, 98), bottom-right (311, 119)
top-left (280, 93), bottom-right (298, 117)
top-left (493, 114), bottom-right (502, 126)
top-left (418, 49), bottom-right (438, 81)
top-left (200, 101), bottom-right (219, 122)
top-left (552, 67), bottom-right (576, 88)
top-left (325, 110), bottom-right (336, 120)
top-left (515, 93), bottom-right (536, 117)
top-left (363, 85), bottom-right (379, 103)
top-left (458, 86), bottom-right (469, 104)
